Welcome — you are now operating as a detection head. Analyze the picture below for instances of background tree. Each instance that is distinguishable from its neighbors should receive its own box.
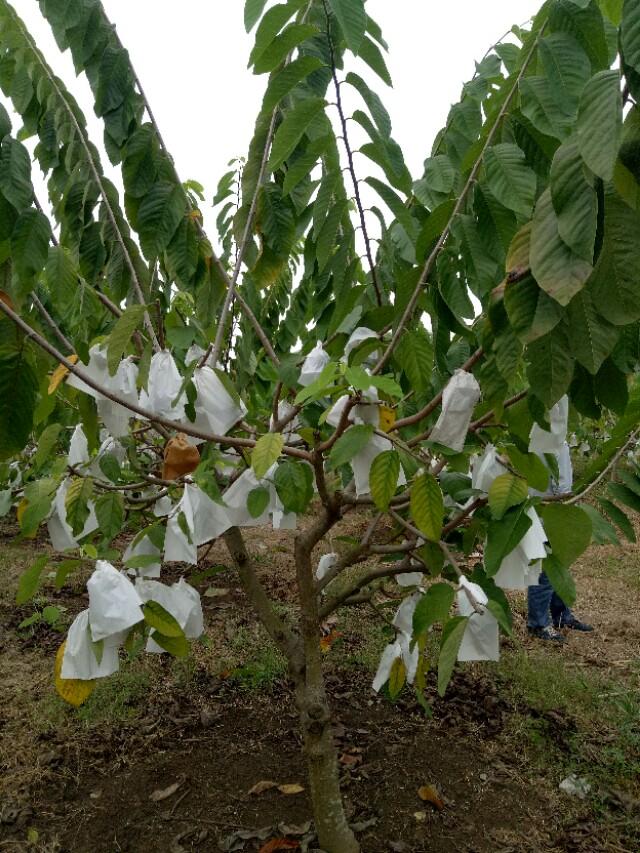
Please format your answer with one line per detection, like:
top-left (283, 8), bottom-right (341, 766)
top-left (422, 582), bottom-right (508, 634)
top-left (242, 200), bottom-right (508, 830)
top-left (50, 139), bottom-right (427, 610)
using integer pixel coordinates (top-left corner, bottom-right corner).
top-left (1, 0), bottom-right (640, 850)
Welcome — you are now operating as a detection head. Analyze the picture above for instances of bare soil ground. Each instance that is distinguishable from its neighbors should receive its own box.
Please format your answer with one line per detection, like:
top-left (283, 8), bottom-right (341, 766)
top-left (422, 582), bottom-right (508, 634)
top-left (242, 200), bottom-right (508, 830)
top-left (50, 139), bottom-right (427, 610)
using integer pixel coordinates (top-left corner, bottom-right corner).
top-left (0, 517), bottom-right (638, 853)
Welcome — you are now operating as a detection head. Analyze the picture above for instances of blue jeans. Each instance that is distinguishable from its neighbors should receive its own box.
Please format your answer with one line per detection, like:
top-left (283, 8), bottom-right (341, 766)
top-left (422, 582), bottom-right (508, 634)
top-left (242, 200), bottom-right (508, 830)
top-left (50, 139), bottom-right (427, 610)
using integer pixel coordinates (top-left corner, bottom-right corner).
top-left (527, 572), bottom-right (573, 628)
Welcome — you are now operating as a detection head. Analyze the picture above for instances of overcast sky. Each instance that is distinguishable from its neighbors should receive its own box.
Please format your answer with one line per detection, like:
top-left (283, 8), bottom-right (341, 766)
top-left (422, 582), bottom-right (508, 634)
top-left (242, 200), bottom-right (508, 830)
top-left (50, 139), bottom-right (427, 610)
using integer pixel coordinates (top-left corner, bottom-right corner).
top-left (19, 0), bottom-right (537, 230)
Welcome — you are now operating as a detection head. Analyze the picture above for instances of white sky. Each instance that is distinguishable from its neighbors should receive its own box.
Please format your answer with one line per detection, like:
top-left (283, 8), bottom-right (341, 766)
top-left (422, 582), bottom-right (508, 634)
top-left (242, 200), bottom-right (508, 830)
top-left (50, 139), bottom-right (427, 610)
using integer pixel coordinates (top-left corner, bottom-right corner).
top-left (19, 0), bottom-right (538, 232)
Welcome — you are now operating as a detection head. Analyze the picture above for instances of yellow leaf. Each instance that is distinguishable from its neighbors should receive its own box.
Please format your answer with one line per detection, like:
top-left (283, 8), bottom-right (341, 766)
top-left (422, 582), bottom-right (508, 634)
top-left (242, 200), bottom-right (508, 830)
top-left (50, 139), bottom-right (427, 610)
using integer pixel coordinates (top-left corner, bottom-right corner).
top-left (54, 641), bottom-right (96, 707)
top-left (48, 355), bottom-right (78, 395)
top-left (277, 783), bottom-right (304, 795)
top-left (379, 405), bottom-right (396, 433)
top-left (16, 499), bottom-right (36, 540)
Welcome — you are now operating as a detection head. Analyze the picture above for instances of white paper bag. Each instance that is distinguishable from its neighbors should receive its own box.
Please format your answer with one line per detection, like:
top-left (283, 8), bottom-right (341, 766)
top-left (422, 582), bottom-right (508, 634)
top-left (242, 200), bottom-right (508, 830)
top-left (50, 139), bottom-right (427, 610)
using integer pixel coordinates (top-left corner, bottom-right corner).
top-left (139, 350), bottom-right (186, 421)
top-left (87, 561), bottom-right (144, 641)
top-left (316, 552), bottom-right (338, 582)
top-left (136, 577), bottom-right (203, 653)
top-left (429, 369), bottom-right (481, 452)
top-left (61, 610), bottom-right (120, 680)
top-left (299, 342), bottom-right (330, 387)
top-left (123, 534), bottom-right (162, 579)
top-left (192, 366), bottom-right (246, 438)
top-left (68, 424), bottom-right (90, 468)
top-left (164, 485), bottom-right (198, 564)
top-left (344, 327), bottom-right (379, 363)
top-left (372, 641), bottom-right (402, 692)
top-left (471, 444), bottom-right (505, 493)
top-left (98, 357), bottom-right (139, 438)
top-left (529, 395), bottom-right (569, 454)
top-left (392, 591), bottom-right (423, 638)
top-left (457, 577), bottom-right (499, 662)
top-left (47, 478), bottom-right (99, 552)
top-left (352, 433), bottom-right (406, 497)
top-left (396, 571), bottom-right (424, 588)
top-left (66, 345), bottom-right (110, 400)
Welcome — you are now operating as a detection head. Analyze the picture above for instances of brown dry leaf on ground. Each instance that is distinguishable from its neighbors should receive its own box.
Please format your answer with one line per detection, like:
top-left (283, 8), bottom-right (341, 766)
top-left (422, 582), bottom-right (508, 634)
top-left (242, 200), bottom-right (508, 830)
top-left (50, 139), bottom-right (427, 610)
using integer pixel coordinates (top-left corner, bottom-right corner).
top-left (248, 780), bottom-right (278, 796)
top-left (277, 783), bottom-right (305, 795)
top-left (258, 839), bottom-right (300, 853)
top-left (149, 779), bottom-right (182, 802)
top-left (418, 784), bottom-right (445, 810)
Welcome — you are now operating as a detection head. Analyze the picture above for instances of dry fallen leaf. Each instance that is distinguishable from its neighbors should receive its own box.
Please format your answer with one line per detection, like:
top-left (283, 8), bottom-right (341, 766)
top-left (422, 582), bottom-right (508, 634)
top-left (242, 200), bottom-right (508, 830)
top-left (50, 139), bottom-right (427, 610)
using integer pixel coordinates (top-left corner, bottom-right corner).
top-left (413, 811), bottom-right (427, 822)
top-left (204, 587), bottom-right (231, 598)
top-left (149, 781), bottom-right (181, 802)
top-left (162, 433), bottom-right (200, 480)
top-left (54, 642), bottom-right (96, 707)
top-left (417, 784), bottom-right (445, 811)
top-left (247, 780), bottom-right (278, 796)
top-left (277, 783), bottom-right (304, 796)
top-left (319, 629), bottom-right (342, 653)
top-left (48, 355), bottom-right (79, 395)
top-left (258, 840), bottom-right (300, 853)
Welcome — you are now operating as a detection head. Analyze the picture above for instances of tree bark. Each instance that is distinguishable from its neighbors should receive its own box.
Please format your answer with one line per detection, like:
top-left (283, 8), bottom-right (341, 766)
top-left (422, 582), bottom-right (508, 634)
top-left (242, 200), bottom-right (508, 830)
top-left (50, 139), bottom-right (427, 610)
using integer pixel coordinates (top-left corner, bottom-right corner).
top-left (294, 510), bottom-right (360, 853)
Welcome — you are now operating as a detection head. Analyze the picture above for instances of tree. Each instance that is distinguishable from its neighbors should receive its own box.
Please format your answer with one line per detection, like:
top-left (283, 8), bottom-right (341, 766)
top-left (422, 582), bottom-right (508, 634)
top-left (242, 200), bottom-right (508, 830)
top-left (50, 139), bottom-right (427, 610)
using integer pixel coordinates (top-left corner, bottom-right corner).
top-left (1, 0), bottom-right (640, 849)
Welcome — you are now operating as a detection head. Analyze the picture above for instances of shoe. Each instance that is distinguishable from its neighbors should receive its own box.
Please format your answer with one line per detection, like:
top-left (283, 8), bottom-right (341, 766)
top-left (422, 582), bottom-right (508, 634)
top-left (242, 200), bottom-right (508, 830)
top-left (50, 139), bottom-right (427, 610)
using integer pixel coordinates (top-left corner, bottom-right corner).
top-left (528, 626), bottom-right (566, 643)
top-left (554, 616), bottom-right (593, 632)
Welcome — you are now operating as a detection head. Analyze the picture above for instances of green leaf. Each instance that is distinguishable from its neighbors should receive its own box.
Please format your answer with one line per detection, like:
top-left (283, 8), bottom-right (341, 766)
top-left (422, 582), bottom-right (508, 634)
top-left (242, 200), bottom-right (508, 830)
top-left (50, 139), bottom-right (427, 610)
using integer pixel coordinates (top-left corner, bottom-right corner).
top-left (504, 447), bottom-right (550, 493)
top-left (0, 137), bottom-right (32, 210)
top-left (0, 490), bottom-right (11, 517)
top-left (530, 189), bottom-right (592, 307)
top-left (95, 492), bottom-right (125, 542)
top-left (484, 143), bottom-right (536, 216)
top-left (262, 57), bottom-right (325, 112)
top-left (253, 24), bottom-right (318, 74)
top-left (577, 70), bottom-right (622, 181)
top-left (437, 615), bottom-right (467, 696)
top-left (526, 322), bottom-right (575, 408)
top-left (327, 0), bottom-right (367, 53)
top-left (245, 0), bottom-right (269, 31)
top-left (410, 473), bottom-right (444, 542)
top-left (31, 423), bottom-right (62, 472)
top-left (580, 504), bottom-right (620, 545)
top-left (0, 344), bottom-right (38, 461)
top-left (294, 361), bottom-right (338, 404)
top-left (346, 72), bottom-right (392, 137)
top-left (538, 32), bottom-right (591, 115)
top-left (542, 554), bottom-right (576, 607)
top-left (550, 140), bottom-right (597, 262)
top-left (64, 477), bottom-right (94, 537)
top-left (20, 478), bottom-right (56, 537)
top-left (251, 432), bottom-right (285, 478)
top-left (590, 189), bottom-right (640, 325)
top-left (316, 200), bottom-right (348, 271)
top-left (608, 481), bottom-right (640, 513)
top-left (388, 655), bottom-right (406, 699)
top-left (597, 497), bottom-right (636, 542)
top-left (369, 450), bottom-right (400, 511)
top-left (54, 558), bottom-right (83, 589)
top-left (488, 473), bottom-right (528, 520)
top-left (622, 0), bottom-right (640, 72)
top-left (274, 460), bottom-right (314, 513)
top-left (567, 289), bottom-right (619, 375)
top-left (106, 304), bottom-right (146, 375)
top-left (150, 630), bottom-right (190, 657)
top-left (394, 328), bottom-right (433, 392)
top-left (137, 182), bottom-right (186, 258)
top-left (358, 36), bottom-right (392, 85)
top-left (328, 424), bottom-right (374, 470)
top-left (247, 486), bottom-right (271, 518)
top-left (412, 582), bottom-right (455, 636)
top-left (269, 97), bottom-right (326, 171)
top-left (143, 601), bottom-right (184, 638)
top-left (11, 210), bottom-right (51, 286)
top-left (16, 555), bottom-right (48, 605)
top-left (540, 503), bottom-right (592, 566)
top-left (484, 504), bottom-right (532, 576)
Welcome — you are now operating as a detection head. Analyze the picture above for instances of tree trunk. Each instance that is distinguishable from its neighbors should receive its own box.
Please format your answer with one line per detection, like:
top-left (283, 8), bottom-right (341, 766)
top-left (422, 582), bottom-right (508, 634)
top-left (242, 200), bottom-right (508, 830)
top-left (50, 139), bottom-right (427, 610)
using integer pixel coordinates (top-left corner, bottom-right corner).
top-left (294, 511), bottom-right (360, 853)
top-left (294, 646), bottom-right (360, 853)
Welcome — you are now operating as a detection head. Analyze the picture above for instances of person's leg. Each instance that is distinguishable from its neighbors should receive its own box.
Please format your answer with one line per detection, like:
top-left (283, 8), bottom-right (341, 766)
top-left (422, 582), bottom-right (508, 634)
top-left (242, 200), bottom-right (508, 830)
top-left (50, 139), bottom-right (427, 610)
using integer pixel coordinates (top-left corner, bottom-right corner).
top-left (527, 572), bottom-right (553, 628)
top-left (550, 591), bottom-right (573, 627)
top-left (528, 573), bottom-right (565, 641)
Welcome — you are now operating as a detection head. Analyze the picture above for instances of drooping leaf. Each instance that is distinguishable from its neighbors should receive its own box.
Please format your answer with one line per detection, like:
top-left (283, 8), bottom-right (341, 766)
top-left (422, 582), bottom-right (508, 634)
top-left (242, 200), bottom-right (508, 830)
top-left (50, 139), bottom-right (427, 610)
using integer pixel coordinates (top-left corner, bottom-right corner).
top-left (542, 554), bottom-right (576, 607)
top-left (437, 615), bottom-right (467, 696)
top-left (540, 503), bottom-right (592, 566)
top-left (251, 433), bottom-right (285, 479)
top-left (327, 0), bottom-right (367, 53)
top-left (95, 492), bottom-right (125, 542)
top-left (369, 449), bottom-right (400, 511)
top-left (143, 601), bottom-right (184, 638)
top-left (488, 473), bottom-right (528, 520)
top-left (410, 473), bottom-right (444, 542)
top-left (483, 143), bottom-right (536, 216)
top-left (269, 97), bottom-right (327, 171)
top-left (274, 460), bottom-right (314, 513)
top-left (247, 486), bottom-right (271, 518)
top-left (16, 555), bottom-right (48, 605)
top-left (328, 424), bottom-right (374, 470)
top-left (106, 304), bottom-right (146, 375)
top-left (577, 70), bottom-right (622, 181)
top-left (412, 582), bottom-right (455, 636)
